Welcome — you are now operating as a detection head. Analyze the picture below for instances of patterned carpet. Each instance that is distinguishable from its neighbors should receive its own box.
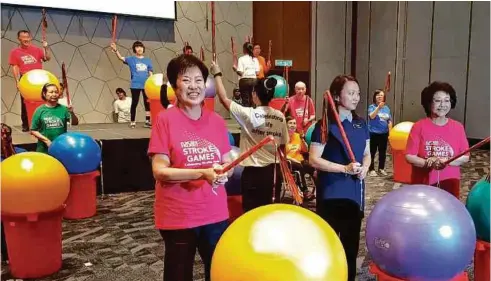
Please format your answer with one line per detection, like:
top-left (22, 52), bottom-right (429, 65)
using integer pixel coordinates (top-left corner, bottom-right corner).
top-left (2, 150), bottom-right (489, 281)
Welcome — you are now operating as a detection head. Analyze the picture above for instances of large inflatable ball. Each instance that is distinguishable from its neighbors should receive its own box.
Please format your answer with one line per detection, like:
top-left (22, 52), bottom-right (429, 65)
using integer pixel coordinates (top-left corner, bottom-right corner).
top-left (305, 122), bottom-right (316, 146)
top-left (388, 121), bottom-right (414, 151)
top-left (144, 73), bottom-right (165, 100)
top-left (205, 76), bottom-right (216, 98)
top-left (466, 176), bottom-right (490, 242)
top-left (19, 69), bottom-right (61, 101)
top-left (267, 75), bottom-right (288, 98)
top-left (48, 132), bottom-right (101, 174)
top-left (366, 184), bottom-right (476, 280)
top-left (211, 204), bottom-right (347, 281)
top-left (1, 152), bottom-right (70, 214)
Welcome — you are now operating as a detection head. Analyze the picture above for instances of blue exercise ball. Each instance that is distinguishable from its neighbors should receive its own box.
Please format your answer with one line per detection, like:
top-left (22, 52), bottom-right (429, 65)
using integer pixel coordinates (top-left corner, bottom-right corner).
top-left (48, 132), bottom-right (101, 174)
top-left (1, 147), bottom-right (27, 162)
top-left (366, 184), bottom-right (476, 280)
top-left (228, 131), bottom-right (235, 146)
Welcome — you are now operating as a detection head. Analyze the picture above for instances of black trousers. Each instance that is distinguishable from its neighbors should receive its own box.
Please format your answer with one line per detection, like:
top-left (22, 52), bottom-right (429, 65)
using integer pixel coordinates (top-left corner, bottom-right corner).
top-left (241, 164), bottom-right (283, 212)
top-left (369, 132), bottom-right (389, 170)
top-left (317, 199), bottom-right (363, 281)
top-left (238, 78), bottom-right (257, 107)
top-left (130, 88), bottom-right (150, 122)
top-left (20, 96), bottom-right (29, 129)
top-left (159, 220), bottom-right (228, 281)
top-left (289, 160), bottom-right (315, 192)
top-left (1, 222), bottom-right (7, 262)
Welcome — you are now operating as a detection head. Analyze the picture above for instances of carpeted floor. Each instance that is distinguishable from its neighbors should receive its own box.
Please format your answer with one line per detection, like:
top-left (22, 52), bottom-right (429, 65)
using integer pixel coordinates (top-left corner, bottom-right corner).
top-left (2, 150), bottom-right (489, 281)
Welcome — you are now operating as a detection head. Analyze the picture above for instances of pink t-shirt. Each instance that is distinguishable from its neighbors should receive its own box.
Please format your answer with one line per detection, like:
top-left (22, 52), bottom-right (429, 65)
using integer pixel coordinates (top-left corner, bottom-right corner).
top-left (148, 107), bottom-right (231, 229)
top-left (9, 45), bottom-right (44, 75)
top-left (288, 95), bottom-right (315, 132)
top-left (405, 118), bottom-right (469, 185)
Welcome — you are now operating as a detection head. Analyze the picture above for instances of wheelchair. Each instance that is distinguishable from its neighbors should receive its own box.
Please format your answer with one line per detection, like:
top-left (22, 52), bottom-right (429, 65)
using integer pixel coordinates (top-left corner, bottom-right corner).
top-left (280, 152), bottom-right (316, 204)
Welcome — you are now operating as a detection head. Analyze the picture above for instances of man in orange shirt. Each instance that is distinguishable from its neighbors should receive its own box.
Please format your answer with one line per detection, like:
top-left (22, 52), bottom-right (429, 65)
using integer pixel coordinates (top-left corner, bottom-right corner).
top-left (253, 43), bottom-right (271, 79)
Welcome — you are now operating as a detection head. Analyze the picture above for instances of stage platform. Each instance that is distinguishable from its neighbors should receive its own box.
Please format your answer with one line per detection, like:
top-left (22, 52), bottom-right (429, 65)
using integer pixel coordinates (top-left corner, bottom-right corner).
top-left (10, 119), bottom-right (242, 145)
top-left (11, 120), bottom-right (242, 196)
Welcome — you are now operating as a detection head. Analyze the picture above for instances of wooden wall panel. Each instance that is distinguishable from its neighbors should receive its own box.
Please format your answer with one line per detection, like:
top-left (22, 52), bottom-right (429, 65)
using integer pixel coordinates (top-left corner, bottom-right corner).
top-left (253, 1), bottom-right (311, 95)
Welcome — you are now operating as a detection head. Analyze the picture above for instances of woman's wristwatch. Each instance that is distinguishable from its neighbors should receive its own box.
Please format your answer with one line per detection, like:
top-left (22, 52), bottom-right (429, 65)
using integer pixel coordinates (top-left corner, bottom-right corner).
top-left (213, 72), bottom-right (223, 78)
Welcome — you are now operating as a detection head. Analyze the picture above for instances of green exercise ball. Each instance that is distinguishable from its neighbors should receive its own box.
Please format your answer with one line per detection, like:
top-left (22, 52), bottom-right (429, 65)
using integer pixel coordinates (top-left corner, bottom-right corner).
top-left (268, 75), bottom-right (288, 98)
top-left (305, 122), bottom-right (316, 146)
top-left (466, 176), bottom-right (490, 242)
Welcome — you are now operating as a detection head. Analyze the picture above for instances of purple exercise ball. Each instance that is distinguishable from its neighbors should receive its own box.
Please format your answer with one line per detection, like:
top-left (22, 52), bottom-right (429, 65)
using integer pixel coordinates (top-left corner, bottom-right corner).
top-left (366, 184), bottom-right (476, 280)
top-left (205, 76), bottom-right (216, 98)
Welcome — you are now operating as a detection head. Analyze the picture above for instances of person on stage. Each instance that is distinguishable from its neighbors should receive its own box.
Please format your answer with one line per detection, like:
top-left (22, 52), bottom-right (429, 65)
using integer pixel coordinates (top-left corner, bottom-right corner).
top-left (110, 41), bottom-right (153, 128)
top-left (9, 29), bottom-right (51, 132)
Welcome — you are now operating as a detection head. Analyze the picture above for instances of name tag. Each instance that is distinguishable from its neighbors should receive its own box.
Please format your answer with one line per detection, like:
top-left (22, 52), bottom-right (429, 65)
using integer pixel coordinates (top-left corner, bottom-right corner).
top-left (353, 123), bottom-right (363, 129)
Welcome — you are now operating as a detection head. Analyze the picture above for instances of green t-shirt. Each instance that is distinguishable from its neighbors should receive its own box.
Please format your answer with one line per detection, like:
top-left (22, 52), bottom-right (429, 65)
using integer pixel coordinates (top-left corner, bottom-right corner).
top-left (31, 104), bottom-right (70, 153)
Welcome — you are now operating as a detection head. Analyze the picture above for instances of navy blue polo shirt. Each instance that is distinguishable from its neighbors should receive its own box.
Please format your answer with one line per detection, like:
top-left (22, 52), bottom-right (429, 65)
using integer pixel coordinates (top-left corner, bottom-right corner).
top-left (311, 116), bottom-right (370, 210)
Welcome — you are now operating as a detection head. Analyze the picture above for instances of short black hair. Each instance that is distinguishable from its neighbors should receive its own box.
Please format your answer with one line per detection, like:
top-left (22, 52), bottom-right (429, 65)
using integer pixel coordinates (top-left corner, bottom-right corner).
top-left (166, 54), bottom-right (209, 89)
top-left (420, 81), bottom-right (457, 117)
top-left (372, 89), bottom-right (386, 104)
top-left (254, 77), bottom-right (277, 105)
top-left (17, 30), bottom-right (30, 37)
top-left (116, 88), bottom-right (126, 95)
top-left (132, 41), bottom-right (145, 53)
top-left (286, 115), bottom-right (295, 122)
top-left (41, 83), bottom-right (59, 101)
top-left (183, 45), bottom-right (193, 53)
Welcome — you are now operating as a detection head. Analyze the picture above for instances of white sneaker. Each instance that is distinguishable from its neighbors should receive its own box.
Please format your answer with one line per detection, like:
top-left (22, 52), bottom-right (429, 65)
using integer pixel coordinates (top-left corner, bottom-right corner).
top-left (369, 170), bottom-right (378, 177)
top-left (379, 169), bottom-right (388, 176)
top-left (130, 122), bottom-right (136, 128)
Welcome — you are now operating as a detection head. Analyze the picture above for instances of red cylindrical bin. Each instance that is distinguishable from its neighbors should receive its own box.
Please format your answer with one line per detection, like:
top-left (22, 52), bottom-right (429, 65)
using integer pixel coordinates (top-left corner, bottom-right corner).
top-left (227, 195), bottom-right (243, 223)
top-left (64, 170), bottom-right (100, 220)
top-left (24, 100), bottom-right (45, 127)
top-left (474, 240), bottom-right (490, 281)
top-left (203, 97), bottom-right (215, 111)
top-left (2, 206), bottom-right (64, 279)
top-left (369, 263), bottom-right (468, 281)
top-left (149, 99), bottom-right (165, 124)
top-left (269, 98), bottom-right (287, 111)
top-left (392, 149), bottom-right (413, 184)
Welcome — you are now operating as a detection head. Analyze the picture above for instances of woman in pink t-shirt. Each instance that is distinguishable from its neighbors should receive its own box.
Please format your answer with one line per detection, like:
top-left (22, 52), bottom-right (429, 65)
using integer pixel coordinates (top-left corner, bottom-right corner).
top-left (405, 81), bottom-right (469, 198)
top-left (148, 55), bottom-right (234, 281)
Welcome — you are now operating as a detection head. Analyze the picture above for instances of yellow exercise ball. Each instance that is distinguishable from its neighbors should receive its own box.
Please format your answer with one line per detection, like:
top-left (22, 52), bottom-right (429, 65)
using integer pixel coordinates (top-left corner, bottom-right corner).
top-left (389, 121), bottom-right (414, 151)
top-left (211, 204), bottom-right (348, 281)
top-left (1, 152), bottom-right (70, 214)
top-left (166, 81), bottom-right (176, 102)
top-left (18, 69), bottom-right (61, 101)
top-left (144, 73), bottom-right (164, 100)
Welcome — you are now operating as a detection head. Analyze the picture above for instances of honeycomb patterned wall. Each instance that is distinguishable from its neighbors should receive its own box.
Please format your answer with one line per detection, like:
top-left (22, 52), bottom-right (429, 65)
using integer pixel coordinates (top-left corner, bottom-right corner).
top-left (1, 2), bottom-right (252, 125)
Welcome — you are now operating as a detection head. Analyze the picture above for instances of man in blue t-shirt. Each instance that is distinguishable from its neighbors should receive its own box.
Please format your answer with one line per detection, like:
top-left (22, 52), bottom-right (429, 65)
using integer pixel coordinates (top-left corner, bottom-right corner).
top-left (110, 41), bottom-right (153, 128)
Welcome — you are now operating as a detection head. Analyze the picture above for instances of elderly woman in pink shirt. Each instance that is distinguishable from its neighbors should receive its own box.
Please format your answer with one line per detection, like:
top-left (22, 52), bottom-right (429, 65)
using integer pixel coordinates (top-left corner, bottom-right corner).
top-left (148, 54), bottom-right (233, 281)
top-left (405, 81), bottom-right (469, 198)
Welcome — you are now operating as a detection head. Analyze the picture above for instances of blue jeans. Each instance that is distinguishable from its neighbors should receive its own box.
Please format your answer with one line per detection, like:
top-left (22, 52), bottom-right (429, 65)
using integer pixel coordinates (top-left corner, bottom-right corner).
top-left (159, 220), bottom-right (229, 281)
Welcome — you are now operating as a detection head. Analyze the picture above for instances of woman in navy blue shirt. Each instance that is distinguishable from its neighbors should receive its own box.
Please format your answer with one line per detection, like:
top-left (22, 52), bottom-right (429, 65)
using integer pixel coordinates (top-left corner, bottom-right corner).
top-left (111, 41), bottom-right (153, 128)
top-left (309, 75), bottom-right (371, 281)
top-left (367, 90), bottom-right (392, 176)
